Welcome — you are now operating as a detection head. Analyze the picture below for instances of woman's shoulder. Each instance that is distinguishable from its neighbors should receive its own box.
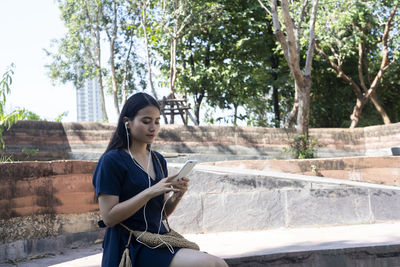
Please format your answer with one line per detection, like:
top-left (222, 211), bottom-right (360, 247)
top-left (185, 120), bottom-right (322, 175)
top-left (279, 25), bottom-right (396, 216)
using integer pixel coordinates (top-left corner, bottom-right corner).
top-left (98, 149), bottom-right (128, 165)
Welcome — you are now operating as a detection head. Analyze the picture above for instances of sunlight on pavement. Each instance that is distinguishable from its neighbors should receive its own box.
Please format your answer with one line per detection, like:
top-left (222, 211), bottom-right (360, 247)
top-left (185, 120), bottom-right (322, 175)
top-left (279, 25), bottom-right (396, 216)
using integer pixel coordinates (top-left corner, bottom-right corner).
top-left (49, 253), bottom-right (102, 267)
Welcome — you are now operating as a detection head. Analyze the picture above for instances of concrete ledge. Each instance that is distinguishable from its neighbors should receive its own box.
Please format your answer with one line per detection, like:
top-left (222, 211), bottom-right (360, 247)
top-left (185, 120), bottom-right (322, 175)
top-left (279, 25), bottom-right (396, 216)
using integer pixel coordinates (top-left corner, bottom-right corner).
top-left (7, 223), bottom-right (400, 267)
top-left (0, 230), bottom-right (104, 265)
top-left (225, 245), bottom-right (400, 266)
top-left (2, 162), bottom-right (400, 263)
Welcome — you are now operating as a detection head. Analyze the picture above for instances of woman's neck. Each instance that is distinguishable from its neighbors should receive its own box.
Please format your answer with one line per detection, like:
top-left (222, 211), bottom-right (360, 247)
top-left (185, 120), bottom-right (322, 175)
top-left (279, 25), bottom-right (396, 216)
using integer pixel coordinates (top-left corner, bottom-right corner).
top-left (129, 142), bottom-right (148, 156)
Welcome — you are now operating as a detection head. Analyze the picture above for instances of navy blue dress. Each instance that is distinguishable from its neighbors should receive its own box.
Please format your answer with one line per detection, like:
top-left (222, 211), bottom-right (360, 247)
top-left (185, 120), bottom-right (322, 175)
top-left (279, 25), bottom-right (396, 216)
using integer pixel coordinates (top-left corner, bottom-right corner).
top-left (93, 149), bottom-right (180, 267)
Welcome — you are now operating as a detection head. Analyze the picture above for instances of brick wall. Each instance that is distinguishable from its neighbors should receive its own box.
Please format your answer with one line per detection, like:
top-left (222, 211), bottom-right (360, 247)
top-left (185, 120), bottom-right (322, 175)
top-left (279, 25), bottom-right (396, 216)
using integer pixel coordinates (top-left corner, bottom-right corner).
top-left (2, 121), bottom-right (400, 161)
top-left (1, 121), bottom-right (400, 261)
top-left (0, 160), bottom-right (100, 245)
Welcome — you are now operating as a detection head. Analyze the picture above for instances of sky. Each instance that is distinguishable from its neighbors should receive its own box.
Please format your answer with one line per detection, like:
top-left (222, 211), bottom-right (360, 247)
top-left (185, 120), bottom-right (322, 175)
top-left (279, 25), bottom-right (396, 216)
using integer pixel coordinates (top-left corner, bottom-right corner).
top-left (0, 0), bottom-right (118, 122)
top-left (0, 0), bottom-right (234, 125)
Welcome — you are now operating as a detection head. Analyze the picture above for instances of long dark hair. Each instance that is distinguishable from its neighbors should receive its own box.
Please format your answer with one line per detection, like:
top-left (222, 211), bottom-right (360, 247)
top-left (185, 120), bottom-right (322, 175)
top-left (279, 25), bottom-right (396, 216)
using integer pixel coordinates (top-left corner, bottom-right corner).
top-left (105, 92), bottom-right (160, 154)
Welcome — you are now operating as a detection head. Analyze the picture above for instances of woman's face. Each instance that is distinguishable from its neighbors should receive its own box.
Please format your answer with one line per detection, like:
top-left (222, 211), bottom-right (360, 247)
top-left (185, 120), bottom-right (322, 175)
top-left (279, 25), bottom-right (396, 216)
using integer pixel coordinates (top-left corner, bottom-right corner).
top-left (128, 105), bottom-right (161, 145)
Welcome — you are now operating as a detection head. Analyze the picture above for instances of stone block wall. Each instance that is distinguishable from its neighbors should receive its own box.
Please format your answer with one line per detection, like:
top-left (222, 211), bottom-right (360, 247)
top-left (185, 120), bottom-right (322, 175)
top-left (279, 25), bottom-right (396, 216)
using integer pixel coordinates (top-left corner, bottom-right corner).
top-left (1, 121), bottom-right (400, 262)
top-left (2, 159), bottom-right (400, 262)
top-left (167, 164), bottom-right (400, 233)
top-left (0, 161), bottom-right (100, 242)
top-left (2, 121), bottom-right (400, 161)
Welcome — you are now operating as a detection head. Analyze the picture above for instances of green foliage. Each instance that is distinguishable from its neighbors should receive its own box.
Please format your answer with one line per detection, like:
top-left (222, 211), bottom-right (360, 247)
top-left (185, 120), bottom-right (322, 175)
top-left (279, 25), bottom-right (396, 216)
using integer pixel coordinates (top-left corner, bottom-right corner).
top-left (0, 65), bottom-right (44, 150)
top-left (0, 64), bottom-right (14, 115)
top-left (283, 134), bottom-right (319, 159)
top-left (0, 153), bottom-right (13, 162)
top-left (47, 0), bottom-right (149, 120)
top-left (43, 0), bottom-right (400, 128)
top-left (22, 147), bottom-right (39, 160)
top-left (0, 64), bottom-right (27, 149)
top-left (310, 57), bottom-right (355, 128)
top-left (23, 110), bottom-right (43, 121)
top-left (55, 111), bottom-right (69, 122)
top-left (170, 0), bottom-right (291, 125)
top-left (313, 0), bottom-right (400, 127)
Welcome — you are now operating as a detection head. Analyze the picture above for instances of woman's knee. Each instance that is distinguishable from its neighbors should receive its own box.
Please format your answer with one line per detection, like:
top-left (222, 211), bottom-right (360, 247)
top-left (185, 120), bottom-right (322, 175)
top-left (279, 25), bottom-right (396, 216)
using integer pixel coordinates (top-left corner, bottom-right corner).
top-left (209, 255), bottom-right (228, 267)
top-left (170, 249), bottom-right (228, 267)
top-left (201, 253), bottom-right (227, 267)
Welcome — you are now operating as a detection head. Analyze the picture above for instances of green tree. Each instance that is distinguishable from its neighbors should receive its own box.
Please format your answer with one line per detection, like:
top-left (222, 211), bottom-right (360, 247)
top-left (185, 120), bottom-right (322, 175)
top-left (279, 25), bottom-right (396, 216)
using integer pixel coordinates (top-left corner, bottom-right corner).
top-left (174, 0), bottom-right (291, 126)
top-left (309, 58), bottom-right (355, 127)
top-left (47, 0), bottom-right (147, 120)
top-left (0, 65), bottom-right (43, 149)
top-left (0, 65), bottom-right (24, 148)
top-left (46, 0), bottom-right (108, 121)
top-left (258, 0), bottom-right (320, 136)
top-left (315, 0), bottom-right (400, 128)
top-left (136, 0), bottom-right (223, 124)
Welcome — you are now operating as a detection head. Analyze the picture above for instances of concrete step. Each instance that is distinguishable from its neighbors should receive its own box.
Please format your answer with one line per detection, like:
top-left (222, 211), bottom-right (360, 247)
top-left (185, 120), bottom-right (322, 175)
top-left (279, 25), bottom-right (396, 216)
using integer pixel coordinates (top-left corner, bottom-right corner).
top-left (5, 222), bottom-right (400, 267)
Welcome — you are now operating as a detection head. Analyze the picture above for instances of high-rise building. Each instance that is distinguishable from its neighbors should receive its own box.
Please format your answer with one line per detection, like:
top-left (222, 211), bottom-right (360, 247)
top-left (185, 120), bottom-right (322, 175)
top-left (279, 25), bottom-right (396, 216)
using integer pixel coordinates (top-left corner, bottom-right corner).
top-left (76, 79), bottom-right (103, 122)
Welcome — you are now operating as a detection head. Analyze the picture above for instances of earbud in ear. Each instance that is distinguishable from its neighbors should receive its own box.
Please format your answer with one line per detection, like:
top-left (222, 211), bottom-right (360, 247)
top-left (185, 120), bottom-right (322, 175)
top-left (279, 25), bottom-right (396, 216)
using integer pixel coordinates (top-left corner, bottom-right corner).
top-left (125, 121), bottom-right (129, 128)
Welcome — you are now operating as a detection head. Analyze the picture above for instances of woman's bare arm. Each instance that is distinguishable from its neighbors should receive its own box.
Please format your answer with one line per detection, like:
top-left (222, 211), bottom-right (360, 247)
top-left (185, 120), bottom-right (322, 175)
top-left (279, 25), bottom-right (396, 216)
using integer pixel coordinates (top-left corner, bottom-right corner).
top-left (99, 177), bottom-right (180, 227)
top-left (164, 177), bottom-right (189, 217)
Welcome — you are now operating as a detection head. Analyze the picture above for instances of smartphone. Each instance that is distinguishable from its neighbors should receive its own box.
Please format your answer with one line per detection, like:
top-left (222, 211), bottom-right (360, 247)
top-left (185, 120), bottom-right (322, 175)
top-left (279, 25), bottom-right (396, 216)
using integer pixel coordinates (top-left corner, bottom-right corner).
top-left (173, 160), bottom-right (198, 181)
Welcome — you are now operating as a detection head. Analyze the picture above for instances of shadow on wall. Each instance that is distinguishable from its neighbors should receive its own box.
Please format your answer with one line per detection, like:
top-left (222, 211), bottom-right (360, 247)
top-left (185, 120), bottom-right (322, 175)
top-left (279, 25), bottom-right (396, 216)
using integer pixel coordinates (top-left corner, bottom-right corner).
top-left (0, 161), bottom-right (98, 220)
top-left (1, 120), bottom-right (72, 161)
top-left (156, 125), bottom-right (279, 156)
top-left (0, 160), bottom-right (99, 244)
top-left (2, 121), bottom-right (400, 161)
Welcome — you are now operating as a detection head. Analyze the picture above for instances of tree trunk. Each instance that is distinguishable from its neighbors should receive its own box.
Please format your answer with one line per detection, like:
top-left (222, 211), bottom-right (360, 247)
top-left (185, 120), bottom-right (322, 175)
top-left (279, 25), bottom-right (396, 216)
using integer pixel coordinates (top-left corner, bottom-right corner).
top-left (86, 1), bottom-right (108, 121)
top-left (272, 85), bottom-right (280, 127)
top-left (97, 74), bottom-right (108, 122)
top-left (110, 45), bottom-right (120, 116)
top-left (141, 4), bottom-right (158, 99)
top-left (94, 20), bottom-right (108, 121)
top-left (233, 104), bottom-right (238, 126)
top-left (107, 0), bottom-right (120, 116)
top-left (194, 90), bottom-right (204, 125)
top-left (316, 3), bottom-right (398, 128)
top-left (271, 53), bottom-right (280, 127)
top-left (121, 31), bottom-right (134, 108)
top-left (350, 97), bottom-right (365, 128)
top-left (169, 37), bottom-right (178, 96)
top-left (370, 92), bottom-right (391, 124)
top-left (285, 83), bottom-right (299, 128)
top-left (168, 35), bottom-right (178, 124)
top-left (296, 76), bottom-right (311, 135)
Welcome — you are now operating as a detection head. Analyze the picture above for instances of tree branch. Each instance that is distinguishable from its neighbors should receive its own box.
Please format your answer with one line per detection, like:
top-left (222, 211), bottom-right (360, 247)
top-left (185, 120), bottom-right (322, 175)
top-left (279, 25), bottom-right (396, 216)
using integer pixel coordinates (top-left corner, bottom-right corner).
top-left (296, 0), bottom-right (310, 53)
top-left (257, 0), bottom-right (272, 16)
top-left (315, 41), bottom-right (363, 98)
top-left (281, 0), bottom-right (304, 88)
top-left (304, 0), bottom-right (319, 76)
top-left (358, 42), bottom-right (368, 92)
top-left (365, 2), bottom-right (398, 100)
top-left (269, 0), bottom-right (290, 65)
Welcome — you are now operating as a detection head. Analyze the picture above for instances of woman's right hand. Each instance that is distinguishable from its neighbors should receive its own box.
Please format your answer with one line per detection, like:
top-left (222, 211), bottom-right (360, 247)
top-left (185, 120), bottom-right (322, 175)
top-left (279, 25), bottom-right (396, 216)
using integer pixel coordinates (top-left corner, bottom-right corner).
top-left (146, 174), bottom-right (180, 198)
top-left (98, 174), bottom-right (181, 227)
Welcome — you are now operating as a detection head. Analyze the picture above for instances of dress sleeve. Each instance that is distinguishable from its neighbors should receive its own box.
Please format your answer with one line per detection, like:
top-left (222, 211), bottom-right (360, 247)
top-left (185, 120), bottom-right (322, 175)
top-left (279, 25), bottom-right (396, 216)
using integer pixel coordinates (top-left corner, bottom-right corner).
top-left (92, 152), bottom-right (125, 197)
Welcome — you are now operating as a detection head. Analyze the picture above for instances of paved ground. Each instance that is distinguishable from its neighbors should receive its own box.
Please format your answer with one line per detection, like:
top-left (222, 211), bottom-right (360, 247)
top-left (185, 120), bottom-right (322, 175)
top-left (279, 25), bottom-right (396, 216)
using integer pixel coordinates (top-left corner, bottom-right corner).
top-left (2, 222), bottom-right (400, 267)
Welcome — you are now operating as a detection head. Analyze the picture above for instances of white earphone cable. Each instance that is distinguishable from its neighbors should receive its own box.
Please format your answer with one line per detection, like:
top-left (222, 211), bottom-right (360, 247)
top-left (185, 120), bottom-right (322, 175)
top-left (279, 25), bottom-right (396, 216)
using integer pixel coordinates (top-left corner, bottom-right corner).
top-left (125, 123), bottom-right (174, 254)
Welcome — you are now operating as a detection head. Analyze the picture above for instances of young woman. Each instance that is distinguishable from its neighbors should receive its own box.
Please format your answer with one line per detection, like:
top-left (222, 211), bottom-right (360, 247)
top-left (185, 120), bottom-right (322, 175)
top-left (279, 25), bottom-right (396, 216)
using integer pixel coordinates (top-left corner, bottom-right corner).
top-left (93, 92), bottom-right (227, 267)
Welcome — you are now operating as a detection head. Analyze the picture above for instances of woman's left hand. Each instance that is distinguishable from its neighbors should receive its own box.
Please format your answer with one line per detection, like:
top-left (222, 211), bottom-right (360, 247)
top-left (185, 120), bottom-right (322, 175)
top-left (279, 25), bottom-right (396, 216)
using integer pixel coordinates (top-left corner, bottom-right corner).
top-left (172, 177), bottom-right (189, 200)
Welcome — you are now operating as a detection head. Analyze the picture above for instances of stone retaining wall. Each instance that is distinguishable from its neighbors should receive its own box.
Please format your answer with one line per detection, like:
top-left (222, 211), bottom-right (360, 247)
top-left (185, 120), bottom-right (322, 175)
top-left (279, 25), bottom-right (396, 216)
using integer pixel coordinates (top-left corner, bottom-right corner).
top-left (2, 160), bottom-right (400, 262)
top-left (2, 121), bottom-right (400, 161)
top-left (169, 165), bottom-right (400, 233)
